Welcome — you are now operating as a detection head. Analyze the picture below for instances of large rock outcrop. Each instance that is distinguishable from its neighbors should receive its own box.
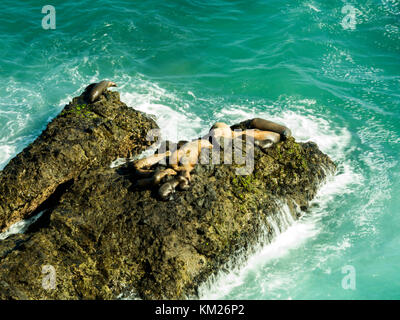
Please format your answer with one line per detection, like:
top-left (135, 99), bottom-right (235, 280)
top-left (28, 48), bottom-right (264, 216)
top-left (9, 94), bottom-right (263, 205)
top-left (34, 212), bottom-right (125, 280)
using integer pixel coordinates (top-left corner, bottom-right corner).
top-left (0, 89), bottom-right (336, 299)
top-left (0, 90), bottom-right (158, 232)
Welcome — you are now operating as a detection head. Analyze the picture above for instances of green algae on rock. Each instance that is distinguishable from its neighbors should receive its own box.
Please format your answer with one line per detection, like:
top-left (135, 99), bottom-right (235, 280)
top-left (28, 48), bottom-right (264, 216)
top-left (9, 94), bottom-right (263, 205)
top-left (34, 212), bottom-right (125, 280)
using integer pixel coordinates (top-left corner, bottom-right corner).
top-left (0, 90), bottom-right (158, 233)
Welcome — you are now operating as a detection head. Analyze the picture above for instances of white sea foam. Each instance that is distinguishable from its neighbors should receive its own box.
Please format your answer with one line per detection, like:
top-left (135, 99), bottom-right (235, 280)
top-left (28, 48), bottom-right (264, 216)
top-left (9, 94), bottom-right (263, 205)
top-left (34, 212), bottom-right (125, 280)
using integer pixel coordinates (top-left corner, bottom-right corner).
top-left (115, 75), bottom-right (204, 142)
top-left (0, 211), bottom-right (45, 241)
top-left (200, 222), bottom-right (318, 299)
top-left (121, 95), bottom-right (203, 143)
top-left (306, 2), bottom-right (321, 12)
top-left (0, 81), bottom-right (35, 169)
top-left (354, 119), bottom-right (398, 235)
top-left (0, 145), bottom-right (15, 169)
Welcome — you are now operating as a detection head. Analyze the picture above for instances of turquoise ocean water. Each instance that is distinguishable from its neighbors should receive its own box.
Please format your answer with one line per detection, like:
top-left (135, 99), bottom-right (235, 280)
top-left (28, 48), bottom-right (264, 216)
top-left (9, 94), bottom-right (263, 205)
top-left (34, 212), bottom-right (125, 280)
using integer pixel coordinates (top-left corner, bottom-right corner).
top-left (0, 0), bottom-right (399, 299)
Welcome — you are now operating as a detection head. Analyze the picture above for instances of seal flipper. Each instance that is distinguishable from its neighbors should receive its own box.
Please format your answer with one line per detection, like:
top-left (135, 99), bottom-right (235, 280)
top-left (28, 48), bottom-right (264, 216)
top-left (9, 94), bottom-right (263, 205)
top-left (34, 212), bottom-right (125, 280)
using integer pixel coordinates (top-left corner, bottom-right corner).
top-left (177, 175), bottom-right (190, 190)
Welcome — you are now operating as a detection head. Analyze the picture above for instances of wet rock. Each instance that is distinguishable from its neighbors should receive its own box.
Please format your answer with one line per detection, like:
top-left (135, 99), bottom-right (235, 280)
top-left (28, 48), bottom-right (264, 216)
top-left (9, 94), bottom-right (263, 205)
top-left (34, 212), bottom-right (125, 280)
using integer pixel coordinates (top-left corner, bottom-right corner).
top-left (0, 90), bottom-right (336, 300)
top-left (0, 90), bottom-right (158, 232)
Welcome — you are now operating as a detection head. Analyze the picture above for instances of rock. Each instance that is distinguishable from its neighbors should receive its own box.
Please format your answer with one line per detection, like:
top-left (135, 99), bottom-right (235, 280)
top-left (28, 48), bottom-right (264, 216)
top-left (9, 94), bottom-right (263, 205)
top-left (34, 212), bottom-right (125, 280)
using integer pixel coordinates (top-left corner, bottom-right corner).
top-left (0, 90), bottom-right (158, 232)
top-left (0, 92), bottom-right (336, 299)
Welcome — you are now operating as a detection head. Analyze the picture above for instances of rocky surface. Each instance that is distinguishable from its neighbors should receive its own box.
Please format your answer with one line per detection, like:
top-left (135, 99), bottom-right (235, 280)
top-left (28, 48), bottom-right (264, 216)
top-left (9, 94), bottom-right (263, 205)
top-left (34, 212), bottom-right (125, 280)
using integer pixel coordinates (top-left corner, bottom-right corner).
top-left (0, 90), bottom-right (158, 232)
top-left (0, 89), bottom-right (336, 300)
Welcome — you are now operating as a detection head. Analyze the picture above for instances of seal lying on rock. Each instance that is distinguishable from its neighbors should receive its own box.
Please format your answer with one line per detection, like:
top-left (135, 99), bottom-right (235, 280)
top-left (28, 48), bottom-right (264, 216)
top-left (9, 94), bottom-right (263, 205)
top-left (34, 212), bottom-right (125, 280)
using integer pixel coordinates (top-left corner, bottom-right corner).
top-left (158, 175), bottom-right (190, 200)
top-left (209, 122), bottom-right (235, 139)
top-left (250, 118), bottom-right (292, 140)
top-left (133, 139), bottom-right (212, 199)
top-left (133, 167), bottom-right (177, 187)
top-left (133, 151), bottom-right (171, 175)
top-left (84, 80), bottom-right (117, 103)
top-left (169, 139), bottom-right (213, 181)
top-left (230, 118), bottom-right (292, 141)
top-left (133, 118), bottom-right (291, 200)
top-left (207, 121), bottom-right (284, 152)
top-left (243, 129), bottom-right (281, 149)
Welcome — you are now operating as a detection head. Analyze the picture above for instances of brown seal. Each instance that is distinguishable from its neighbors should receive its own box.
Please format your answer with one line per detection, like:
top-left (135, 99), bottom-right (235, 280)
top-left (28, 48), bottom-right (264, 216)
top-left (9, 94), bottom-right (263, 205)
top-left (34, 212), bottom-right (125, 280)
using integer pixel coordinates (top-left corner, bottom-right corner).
top-left (249, 118), bottom-right (292, 140)
top-left (207, 122), bottom-right (281, 149)
top-left (158, 176), bottom-right (189, 200)
top-left (169, 139), bottom-right (213, 181)
top-left (84, 80), bottom-right (117, 103)
top-left (243, 129), bottom-right (281, 144)
top-left (208, 122), bottom-right (235, 139)
top-left (134, 168), bottom-right (177, 187)
top-left (133, 151), bottom-right (171, 175)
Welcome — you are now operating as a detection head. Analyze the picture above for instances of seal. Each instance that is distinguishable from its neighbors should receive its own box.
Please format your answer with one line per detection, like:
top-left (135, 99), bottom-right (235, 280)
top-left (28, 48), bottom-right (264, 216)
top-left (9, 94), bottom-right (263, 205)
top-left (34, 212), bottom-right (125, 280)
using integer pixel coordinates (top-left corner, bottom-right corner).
top-left (209, 122), bottom-right (235, 139)
top-left (253, 132), bottom-right (280, 150)
top-left (134, 167), bottom-right (177, 187)
top-left (207, 122), bottom-right (281, 149)
top-left (243, 129), bottom-right (281, 144)
top-left (158, 176), bottom-right (189, 200)
top-left (249, 118), bottom-right (292, 140)
top-left (133, 151), bottom-right (171, 175)
top-left (169, 139), bottom-right (213, 181)
top-left (202, 122), bottom-right (236, 150)
top-left (153, 168), bottom-right (177, 185)
top-left (85, 80), bottom-right (117, 103)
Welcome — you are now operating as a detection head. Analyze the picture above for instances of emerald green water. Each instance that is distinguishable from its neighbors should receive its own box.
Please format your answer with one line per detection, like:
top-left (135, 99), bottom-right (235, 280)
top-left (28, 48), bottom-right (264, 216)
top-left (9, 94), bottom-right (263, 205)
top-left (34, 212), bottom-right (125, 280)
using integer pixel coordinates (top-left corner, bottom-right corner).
top-left (0, 0), bottom-right (399, 299)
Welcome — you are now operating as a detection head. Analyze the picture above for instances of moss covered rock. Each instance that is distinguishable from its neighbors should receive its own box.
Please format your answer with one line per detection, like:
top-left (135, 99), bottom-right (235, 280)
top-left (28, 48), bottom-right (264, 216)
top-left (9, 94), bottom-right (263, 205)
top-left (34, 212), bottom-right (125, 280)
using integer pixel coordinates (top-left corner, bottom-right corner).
top-left (0, 89), bottom-right (335, 300)
top-left (0, 90), bottom-right (158, 232)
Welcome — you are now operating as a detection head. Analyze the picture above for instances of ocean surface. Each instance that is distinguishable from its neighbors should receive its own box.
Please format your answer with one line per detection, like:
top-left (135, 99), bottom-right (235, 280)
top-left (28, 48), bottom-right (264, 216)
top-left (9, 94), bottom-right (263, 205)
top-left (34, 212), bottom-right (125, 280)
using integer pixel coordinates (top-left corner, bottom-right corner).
top-left (0, 0), bottom-right (399, 299)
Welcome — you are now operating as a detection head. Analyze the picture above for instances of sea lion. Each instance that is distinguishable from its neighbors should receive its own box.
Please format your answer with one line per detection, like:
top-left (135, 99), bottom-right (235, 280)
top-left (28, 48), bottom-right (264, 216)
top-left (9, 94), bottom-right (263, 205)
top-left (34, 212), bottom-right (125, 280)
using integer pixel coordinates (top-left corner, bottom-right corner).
top-left (210, 122), bottom-right (231, 131)
top-left (169, 139), bottom-right (213, 181)
top-left (243, 129), bottom-right (281, 144)
top-left (133, 151), bottom-right (171, 175)
top-left (202, 122), bottom-right (236, 150)
top-left (209, 122), bottom-right (236, 139)
top-left (207, 122), bottom-right (281, 148)
top-left (153, 168), bottom-right (177, 185)
top-left (177, 175), bottom-right (190, 190)
top-left (237, 129), bottom-right (281, 152)
top-left (249, 118), bottom-right (291, 140)
top-left (158, 176), bottom-right (189, 200)
top-left (85, 80), bottom-right (117, 103)
top-left (134, 167), bottom-right (177, 187)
